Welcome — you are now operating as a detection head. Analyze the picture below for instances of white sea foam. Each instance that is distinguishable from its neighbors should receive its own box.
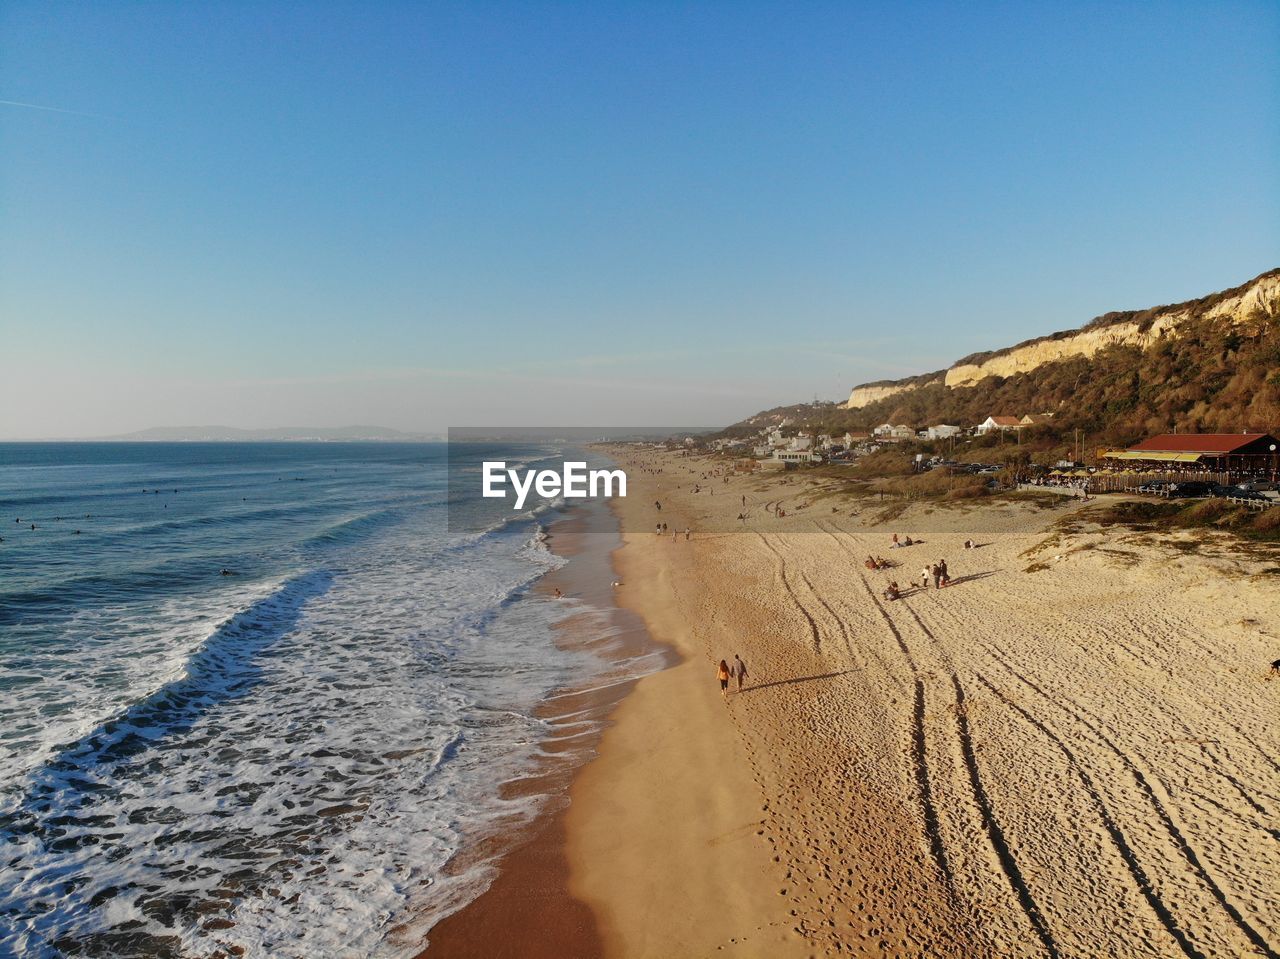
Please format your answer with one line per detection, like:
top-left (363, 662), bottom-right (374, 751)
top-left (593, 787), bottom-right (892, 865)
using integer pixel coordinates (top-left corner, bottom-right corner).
top-left (0, 504), bottom-right (648, 958)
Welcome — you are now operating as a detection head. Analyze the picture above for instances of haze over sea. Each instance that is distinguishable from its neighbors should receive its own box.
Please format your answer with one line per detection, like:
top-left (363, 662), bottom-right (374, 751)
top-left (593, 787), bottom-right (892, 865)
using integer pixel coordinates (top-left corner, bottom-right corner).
top-left (0, 441), bottom-right (626, 957)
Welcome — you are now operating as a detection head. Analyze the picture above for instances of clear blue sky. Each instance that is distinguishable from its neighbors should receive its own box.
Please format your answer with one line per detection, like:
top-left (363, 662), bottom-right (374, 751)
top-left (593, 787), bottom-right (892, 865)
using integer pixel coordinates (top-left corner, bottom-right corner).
top-left (2, 1), bottom-right (1278, 437)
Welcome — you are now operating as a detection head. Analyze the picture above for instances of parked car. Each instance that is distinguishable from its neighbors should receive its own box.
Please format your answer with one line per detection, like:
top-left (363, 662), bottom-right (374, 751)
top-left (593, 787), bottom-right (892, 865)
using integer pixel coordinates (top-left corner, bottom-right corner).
top-left (1229, 488), bottom-right (1270, 502)
top-left (1236, 480), bottom-right (1277, 493)
top-left (1167, 481), bottom-right (1213, 498)
top-left (1207, 483), bottom-right (1237, 497)
top-left (1137, 482), bottom-right (1170, 494)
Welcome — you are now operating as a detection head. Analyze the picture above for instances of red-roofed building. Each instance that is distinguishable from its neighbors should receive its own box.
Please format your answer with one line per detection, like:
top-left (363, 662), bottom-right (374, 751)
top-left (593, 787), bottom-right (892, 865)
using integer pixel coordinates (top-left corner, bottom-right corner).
top-left (976, 415), bottom-right (1023, 435)
top-left (1104, 432), bottom-right (1280, 475)
top-left (1128, 433), bottom-right (1279, 455)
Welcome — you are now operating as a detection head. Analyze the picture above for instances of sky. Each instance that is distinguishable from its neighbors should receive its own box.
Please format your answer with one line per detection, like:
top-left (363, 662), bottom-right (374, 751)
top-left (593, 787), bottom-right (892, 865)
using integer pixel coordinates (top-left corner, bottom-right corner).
top-left (2, 1), bottom-right (1278, 438)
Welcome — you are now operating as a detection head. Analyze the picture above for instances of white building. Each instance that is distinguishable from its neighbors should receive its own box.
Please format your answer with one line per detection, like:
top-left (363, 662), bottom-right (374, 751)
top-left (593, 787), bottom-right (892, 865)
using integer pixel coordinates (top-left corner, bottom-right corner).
top-left (925, 424), bottom-right (962, 440)
top-left (873, 424), bottom-right (915, 441)
top-left (772, 449), bottom-right (823, 465)
top-left (976, 416), bottom-right (1022, 435)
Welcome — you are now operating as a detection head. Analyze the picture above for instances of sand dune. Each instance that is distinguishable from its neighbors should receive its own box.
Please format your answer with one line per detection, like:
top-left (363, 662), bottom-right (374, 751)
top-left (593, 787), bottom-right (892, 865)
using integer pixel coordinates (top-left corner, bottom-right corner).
top-left (568, 449), bottom-right (1280, 958)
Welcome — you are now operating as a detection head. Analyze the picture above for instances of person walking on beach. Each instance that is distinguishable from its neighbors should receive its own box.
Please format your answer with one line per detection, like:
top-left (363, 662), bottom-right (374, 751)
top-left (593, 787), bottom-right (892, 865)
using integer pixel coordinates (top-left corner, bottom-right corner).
top-left (938, 558), bottom-right (949, 586)
top-left (920, 565), bottom-right (930, 589)
top-left (734, 654), bottom-right (748, 691)
top-left (931, 563), bottom-right (941, 590)
top-left (717, 659), bottom-right (732, 699)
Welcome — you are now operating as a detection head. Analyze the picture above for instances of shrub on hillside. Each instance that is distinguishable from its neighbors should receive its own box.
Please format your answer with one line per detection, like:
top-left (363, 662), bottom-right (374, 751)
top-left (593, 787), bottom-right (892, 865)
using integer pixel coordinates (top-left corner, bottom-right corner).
top-left (856, 450), bottom-right (916, 477)
top-left (1252, 506), bottom-right (1280, 534)
top-left (875, 468), bottom-right (989, 501)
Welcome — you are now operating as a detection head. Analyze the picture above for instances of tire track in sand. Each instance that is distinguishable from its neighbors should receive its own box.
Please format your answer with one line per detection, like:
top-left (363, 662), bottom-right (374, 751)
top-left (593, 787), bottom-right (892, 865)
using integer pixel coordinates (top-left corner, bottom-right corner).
top-left (809, 522), bottom-right (959, 898)
top-left (975, 639), bottom-right (1280, 959)
top-left (819, 521), bottom-right (1062, 957)
top-left (753, 532), bottom-right (821, 655)
top-left (974, 674), bottom-right (1207, 959)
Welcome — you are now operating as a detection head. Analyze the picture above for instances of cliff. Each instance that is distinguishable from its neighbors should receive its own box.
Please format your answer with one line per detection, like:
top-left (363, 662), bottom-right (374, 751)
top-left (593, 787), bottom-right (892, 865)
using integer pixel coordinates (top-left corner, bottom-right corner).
top-left (845, 269), bottom-right (1280, 407)
top-left (845, 372), bottom-right (945, 409)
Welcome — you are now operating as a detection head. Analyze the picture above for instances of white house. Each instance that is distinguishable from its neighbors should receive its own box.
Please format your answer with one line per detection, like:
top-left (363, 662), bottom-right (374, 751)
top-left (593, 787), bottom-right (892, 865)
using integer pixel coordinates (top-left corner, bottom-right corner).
top-left (976, 415), bottom-right (1022, 435)
top-left (873, 424), bottom-right (915, 441)
top-left (788, 435), bottom-right (813, 451)
top-left (925, 424), bottom-right (962, 440)
top-left (772, 449), bottom-right (823, 465)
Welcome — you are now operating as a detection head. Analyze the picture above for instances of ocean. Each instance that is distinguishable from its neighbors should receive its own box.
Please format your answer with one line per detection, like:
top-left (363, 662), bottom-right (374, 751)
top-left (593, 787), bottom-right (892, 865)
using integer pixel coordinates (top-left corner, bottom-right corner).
top-left (0, 442), bottom-right (632, 957)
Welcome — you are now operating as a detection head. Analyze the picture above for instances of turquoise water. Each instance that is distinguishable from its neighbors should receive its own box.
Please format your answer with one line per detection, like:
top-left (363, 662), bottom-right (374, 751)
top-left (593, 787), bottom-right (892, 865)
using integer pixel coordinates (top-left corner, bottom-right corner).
top-left (0, 442), bottom-right (614, 957)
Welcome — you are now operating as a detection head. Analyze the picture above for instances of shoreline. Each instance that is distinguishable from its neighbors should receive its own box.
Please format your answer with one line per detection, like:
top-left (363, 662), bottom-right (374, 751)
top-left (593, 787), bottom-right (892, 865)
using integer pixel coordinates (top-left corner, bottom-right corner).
top-left (421, 496), bottom-right (668, 957)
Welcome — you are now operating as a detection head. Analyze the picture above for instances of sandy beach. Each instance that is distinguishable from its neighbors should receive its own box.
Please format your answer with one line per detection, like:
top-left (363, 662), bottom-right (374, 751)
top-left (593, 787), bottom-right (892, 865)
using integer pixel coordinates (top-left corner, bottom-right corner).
top-left (550, 447), bottom-right (1280, 958)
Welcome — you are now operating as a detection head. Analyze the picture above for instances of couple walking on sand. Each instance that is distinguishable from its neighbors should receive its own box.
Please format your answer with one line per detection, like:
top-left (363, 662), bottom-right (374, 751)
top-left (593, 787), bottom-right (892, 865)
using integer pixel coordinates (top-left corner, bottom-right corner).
top-left (919, 559), bottom-right (949, 589)
top-left (717, 654), bottom-right (748, 698)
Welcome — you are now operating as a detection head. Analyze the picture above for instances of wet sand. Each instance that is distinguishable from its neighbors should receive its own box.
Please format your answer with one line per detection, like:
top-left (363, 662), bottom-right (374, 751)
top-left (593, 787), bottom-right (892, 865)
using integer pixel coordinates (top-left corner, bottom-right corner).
top-left (422, 499), bottom-right (667, 958)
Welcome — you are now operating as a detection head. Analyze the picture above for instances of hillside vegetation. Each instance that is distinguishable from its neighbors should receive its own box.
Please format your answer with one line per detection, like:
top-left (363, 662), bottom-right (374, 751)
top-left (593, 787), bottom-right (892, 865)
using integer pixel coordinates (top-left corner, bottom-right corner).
top-left (734, 269), bottom-right (1280, 450)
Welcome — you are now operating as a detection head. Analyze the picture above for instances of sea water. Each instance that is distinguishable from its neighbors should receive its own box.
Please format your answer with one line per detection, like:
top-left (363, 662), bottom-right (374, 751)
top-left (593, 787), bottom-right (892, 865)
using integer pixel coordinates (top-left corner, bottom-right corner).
top-left (0, 442), bottom-right (629, 957)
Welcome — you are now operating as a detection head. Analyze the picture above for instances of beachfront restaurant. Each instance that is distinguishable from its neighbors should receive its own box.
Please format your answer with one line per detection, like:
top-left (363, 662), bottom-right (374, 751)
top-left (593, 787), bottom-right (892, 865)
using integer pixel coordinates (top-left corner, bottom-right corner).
top-left (1102, 432), bottom-right (1280, 479)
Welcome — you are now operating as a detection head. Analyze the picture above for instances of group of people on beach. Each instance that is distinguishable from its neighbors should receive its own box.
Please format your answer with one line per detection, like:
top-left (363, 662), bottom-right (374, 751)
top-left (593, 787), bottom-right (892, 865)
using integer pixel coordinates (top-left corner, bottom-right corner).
top-left (921, 559), bottom-right (950, 589)
top-left (716, 654), bottom-right (749, 697)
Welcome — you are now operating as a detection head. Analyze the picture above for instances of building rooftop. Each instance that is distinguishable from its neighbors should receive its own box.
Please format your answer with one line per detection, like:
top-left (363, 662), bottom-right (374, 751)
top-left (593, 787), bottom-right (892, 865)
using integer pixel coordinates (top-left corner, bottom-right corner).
top-left (1128, 433), bottom-right (1280, 455)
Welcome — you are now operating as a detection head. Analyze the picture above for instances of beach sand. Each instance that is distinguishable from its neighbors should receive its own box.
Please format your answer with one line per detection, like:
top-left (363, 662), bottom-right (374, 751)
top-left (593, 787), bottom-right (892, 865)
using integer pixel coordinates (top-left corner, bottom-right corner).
top-left (432, 448), bottom-right (1280, 957)
top-left (564, 448), bottom-right (1280, 958)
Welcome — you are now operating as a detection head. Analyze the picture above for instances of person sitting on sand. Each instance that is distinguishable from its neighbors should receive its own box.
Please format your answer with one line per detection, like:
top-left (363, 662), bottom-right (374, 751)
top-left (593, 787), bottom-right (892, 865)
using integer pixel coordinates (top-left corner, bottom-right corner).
top-left (965, 539), bottom-right (975, 550)
top-left (903, 535), bottom-right (913, 546)
top-left (892, 533), bottom-right (900, 547)
top-left (865, 556), bottom-right (877, 570)
top-left (1269, 659), bottom-right (1280, 680)
top-left (717, 659), bottom-right (731, 698)
top-left (876, 556), bottom-right (890, 569)
top-left (883, 581), bottom-right (901, 601)
top-left (734, 654), bottom-right (748, 691)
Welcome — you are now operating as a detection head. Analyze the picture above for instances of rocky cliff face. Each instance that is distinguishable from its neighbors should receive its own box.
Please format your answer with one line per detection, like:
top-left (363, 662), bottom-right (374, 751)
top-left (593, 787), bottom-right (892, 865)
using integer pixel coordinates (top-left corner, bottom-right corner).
top-left (845, 383), bottom-right (919, 409)
top-left (844, 269), bottom-right (1280, 407)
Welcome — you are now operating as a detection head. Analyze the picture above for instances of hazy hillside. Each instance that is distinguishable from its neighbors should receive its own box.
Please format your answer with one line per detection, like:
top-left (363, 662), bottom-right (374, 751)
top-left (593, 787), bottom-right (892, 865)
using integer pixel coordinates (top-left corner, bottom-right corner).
top-left (737, 268), bottom-right (1280, 447)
